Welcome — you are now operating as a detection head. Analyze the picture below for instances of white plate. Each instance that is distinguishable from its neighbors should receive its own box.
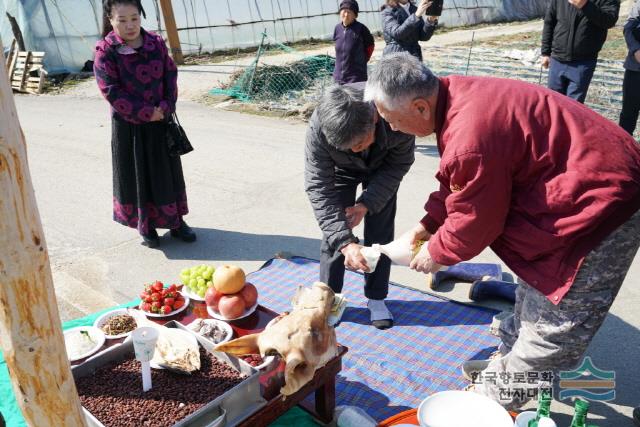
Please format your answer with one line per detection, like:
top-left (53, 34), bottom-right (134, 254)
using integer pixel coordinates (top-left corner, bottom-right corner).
top-left (64, 326), bottom-right (106, 362)
top-left (207, 301), bottom-right (258, 321)
top-left (417, 390), bottom-right (513, 427)
top-left (242, 354), bottom-right (277, 371)
top-left (186, 318), bottom-right (234, 345)
top-left (93, 308), bottom-right (137, 339)
top-left (181, 285), bottom-right (206, 302)
top-left (140, 293), bottom-right (190, 318)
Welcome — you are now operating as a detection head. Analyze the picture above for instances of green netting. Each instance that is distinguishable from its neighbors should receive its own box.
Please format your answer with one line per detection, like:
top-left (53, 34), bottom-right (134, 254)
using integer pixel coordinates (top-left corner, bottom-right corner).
top-left (212, 32), bottom-right (335, 103)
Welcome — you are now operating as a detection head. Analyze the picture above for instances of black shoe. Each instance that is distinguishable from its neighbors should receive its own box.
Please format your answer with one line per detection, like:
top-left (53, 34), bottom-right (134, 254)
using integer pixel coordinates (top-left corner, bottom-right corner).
top-left (170, 220), bottom-right (196, 242)
top-left (633, 407), bottom-right (640, 427)
top-left (141, 229), bottom-right (160, 248)
top-left (372, 319), bottom-right (393, 330)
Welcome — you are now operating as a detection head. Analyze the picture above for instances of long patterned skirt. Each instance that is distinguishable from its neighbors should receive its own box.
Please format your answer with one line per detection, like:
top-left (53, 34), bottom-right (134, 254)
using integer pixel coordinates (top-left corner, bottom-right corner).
top-left (111, 115), bottom-right (189, 236)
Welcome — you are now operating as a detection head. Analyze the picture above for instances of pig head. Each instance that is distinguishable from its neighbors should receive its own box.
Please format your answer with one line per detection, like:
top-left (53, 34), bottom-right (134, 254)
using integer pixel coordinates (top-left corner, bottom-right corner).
top-left (215, 282), bottom-right (339, 395)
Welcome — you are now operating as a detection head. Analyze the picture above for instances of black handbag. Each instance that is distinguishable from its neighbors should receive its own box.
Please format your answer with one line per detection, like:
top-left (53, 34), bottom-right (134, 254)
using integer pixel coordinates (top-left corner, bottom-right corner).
top-left (166, 113), bottom-right (193, 157)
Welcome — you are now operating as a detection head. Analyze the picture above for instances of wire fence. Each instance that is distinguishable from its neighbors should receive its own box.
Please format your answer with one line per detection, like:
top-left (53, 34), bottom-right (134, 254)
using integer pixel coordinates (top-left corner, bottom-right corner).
top-left (212, 29), bottom-right (628, 132)
top-left (211, 31), bottom-right (335, 109)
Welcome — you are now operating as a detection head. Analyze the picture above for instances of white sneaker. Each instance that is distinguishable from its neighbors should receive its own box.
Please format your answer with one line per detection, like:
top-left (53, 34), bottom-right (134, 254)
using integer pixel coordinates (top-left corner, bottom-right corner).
top-left (461, 350), bottom-right (502, 381)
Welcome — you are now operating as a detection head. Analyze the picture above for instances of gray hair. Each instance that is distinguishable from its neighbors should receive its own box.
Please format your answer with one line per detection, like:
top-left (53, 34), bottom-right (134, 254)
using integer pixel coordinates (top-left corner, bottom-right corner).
top-left (364, 52), bottom-right (439, 109)
top-left (317, 85), bottom-right (375, 150)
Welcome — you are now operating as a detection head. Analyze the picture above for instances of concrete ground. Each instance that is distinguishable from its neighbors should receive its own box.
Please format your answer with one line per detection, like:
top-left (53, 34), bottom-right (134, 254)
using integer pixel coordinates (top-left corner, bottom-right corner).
top-left (15, 93), bottom-right (639, 426)
top-left (11, 5), bottom-right (640, 425)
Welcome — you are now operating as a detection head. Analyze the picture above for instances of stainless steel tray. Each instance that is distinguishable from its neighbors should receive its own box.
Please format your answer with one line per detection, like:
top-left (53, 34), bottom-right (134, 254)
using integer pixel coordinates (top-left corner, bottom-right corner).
top-left (72, 321), bottom-right (266, 427)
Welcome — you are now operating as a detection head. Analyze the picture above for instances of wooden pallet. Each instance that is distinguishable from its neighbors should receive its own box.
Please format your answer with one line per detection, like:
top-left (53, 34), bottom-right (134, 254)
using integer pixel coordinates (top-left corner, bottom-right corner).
top-left (8, 49), bottom-right (46, 94)
top-left (5, 39), bottom-right (17, 73)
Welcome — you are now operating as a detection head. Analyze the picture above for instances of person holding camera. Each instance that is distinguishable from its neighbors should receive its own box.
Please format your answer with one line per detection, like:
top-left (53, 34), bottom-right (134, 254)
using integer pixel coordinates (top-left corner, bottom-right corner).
top-left (380, 0), bottom-right (439, 61)
top-left (620, 0), bottom-right (640, 136)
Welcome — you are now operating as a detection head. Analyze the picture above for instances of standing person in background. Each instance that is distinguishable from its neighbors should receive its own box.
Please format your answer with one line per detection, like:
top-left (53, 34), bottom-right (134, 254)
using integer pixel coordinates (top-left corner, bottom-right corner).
top-left (619, 0), bottom-right (640, 136)
top-left (94, 0), bottom-right (196, 248)
top-left (381, 0), bottom-right (438, 61)
top-left (541, 0), bottom-right (619, 104)
top-left (333, 0), bottom-right (375, 84)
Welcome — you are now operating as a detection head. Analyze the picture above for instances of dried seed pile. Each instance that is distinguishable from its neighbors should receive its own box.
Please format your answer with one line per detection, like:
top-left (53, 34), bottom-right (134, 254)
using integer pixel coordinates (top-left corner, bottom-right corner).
top-left (76, 348), bottom-right (246, 426)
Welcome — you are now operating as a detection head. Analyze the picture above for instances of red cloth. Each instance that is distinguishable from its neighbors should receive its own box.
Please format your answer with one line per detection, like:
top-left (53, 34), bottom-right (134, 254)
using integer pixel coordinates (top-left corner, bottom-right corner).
top-left (422, 76), bottom-right (640, 304)
top-left (366, 43), bottom-right (375, 61)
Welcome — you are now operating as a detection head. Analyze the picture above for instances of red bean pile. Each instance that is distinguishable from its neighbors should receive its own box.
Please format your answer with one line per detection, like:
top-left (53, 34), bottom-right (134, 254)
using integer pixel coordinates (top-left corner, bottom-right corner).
top-left (75, 348), bottom-right (247, 426)
top-left (241, 354), bottom-right (264, 367)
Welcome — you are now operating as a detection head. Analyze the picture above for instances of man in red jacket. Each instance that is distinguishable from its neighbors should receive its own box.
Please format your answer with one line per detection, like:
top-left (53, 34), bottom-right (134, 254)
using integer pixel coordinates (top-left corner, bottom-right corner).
top-left (365, 52), bottom-right (640, 409)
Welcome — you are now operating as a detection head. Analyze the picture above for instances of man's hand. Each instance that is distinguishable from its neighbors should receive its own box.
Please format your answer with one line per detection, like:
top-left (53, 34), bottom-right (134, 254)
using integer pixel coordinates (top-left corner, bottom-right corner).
top-left (150, 107), bottom-right (164, 122)
top-left (345, 203), bottom-right (368, 229)
top-left (409, 242), bottom-right (442, 274)
top-left (634, 50), bottom-right (640, 63)
top-left (568, 0), bottom-right (587, 9)
top-left (541, 55), bottom-right (550, 69)
top-left (416, 0), bottom-right (433, 17)
top-left (399, 222), bottom-right (431, 250)
top-left (340, 243), bottom-right (370, 272)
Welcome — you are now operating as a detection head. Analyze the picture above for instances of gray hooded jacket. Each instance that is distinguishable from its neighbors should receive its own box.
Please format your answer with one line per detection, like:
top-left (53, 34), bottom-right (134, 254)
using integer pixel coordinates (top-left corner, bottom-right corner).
top-left (304, 107), bottom-right (415, 252)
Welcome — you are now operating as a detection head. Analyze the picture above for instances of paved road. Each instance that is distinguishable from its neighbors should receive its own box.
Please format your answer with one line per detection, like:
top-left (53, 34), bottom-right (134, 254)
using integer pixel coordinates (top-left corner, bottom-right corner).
top-left (14, 93), bottom-right (639, 425)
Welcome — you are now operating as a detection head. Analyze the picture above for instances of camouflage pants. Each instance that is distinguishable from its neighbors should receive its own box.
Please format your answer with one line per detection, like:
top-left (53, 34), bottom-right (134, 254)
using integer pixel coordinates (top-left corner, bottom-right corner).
top-left (475, 210), bottom-right (640, 410)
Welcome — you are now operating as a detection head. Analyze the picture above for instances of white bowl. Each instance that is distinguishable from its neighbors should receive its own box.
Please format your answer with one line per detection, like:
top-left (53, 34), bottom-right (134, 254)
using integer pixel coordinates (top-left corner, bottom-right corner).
top-left (186, 318), bottom-right (233, 345)
top-left (181, 285), bottom-right (206, 302)
top-left (515, 411), bottom-right (537, 427)
top-left (207, 301), bottom-right (258, 321)
top-left (417, 390), bottom-right (513, 427)
top-left (64, 326), bottom-right (106, 362)
top-left (240, 354), bottom-right (277, 371)
top-left (93, 308), bottom-right (137, 339)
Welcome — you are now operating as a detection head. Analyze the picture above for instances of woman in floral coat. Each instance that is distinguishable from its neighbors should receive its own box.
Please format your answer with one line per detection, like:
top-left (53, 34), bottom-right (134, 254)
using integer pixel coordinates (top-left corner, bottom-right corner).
top-left (94, 0), bottom-right (195, 248)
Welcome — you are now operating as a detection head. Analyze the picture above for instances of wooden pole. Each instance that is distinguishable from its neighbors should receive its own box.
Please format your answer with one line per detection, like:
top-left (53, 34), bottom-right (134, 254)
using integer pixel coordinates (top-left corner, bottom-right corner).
top-left (0, 40), bottom-right (87, 426)
top-left (158, 0), bottom-right (184, 65)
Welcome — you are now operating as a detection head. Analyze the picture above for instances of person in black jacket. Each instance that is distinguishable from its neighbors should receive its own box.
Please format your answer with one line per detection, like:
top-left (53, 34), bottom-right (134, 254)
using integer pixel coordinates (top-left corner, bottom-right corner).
top-left (619, 0), bottom-right (640, 135)
top-left (333, 0), bottom-right (375, 84)
top-left (541, 0), bottom-right (619, 103)
top-left (381, 0), bottom-right (438, 61)
top-left (304, 84), bottom-right (415, 329)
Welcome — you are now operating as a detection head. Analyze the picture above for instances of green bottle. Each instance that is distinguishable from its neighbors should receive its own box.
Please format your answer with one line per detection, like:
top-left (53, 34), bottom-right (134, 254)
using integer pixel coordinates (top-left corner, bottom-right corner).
top-left (528, 391), bottom-right (552, 427)
top-left (569, 399), bottom-right (590, 427)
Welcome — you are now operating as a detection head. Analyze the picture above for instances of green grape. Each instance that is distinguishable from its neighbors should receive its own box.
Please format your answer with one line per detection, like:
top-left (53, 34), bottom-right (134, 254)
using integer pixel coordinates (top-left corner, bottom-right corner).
top-left (206, 281), bottom-right (213, 288)
top-left (202, 270), bottom-right (212, 280)
top-left (181, 268), bottom-right (190, 275)
top-left (197, 289), bottom-right (206, 298)
top-left (189, 278), bottom-right (197, 288)
top-left (197, 278), bottom-right (205, 287)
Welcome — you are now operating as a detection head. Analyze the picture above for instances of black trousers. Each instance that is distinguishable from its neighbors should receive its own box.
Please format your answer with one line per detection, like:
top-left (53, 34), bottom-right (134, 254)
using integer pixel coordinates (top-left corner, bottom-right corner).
top-left (619, 69), bottom-right (640, 136)
top-left (319, 173), bottom-right (396, 300)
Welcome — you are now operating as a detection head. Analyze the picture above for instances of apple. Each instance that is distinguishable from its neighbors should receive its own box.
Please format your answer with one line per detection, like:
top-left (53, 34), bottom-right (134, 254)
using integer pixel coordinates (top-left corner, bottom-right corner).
top-left (213, 265), bottom-right (246, 294)
top-left (205, 286), bottom-right (223, 310)
top-left (218, 295), bottom-right (246, 319)
top-left (240, 282), bottom-right (258, 308)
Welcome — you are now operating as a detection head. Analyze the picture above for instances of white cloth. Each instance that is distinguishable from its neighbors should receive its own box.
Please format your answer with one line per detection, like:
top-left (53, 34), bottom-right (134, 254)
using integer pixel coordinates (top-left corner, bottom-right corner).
top-left (367, 299), bottom-right (393, 321)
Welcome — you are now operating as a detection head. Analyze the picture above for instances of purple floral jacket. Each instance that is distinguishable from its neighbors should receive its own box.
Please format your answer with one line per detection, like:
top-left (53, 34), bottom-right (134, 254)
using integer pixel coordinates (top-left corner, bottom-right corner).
top-left (94, 28), bottom-right (178, 124)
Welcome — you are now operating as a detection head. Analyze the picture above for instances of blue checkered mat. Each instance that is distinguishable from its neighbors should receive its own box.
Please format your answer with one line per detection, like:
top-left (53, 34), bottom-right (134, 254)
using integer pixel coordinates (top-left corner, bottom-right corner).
top-left (248, 257), bottom-right (501, 422)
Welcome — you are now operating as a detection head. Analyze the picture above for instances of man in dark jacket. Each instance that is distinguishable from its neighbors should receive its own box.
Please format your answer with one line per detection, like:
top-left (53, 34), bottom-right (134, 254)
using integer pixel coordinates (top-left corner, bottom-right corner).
top-left (304, 83), bottom-right (415, 329)
top-left (333, 0), bottom-right (375, 84)
top-left (619, 0), bottom-right (640, 135)
top-left (381, 0), bottom-right (438, 61)
top-left (365, 53), bottom-right (640, 409)
top-left (541, 0), bottom-right (619, 103)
